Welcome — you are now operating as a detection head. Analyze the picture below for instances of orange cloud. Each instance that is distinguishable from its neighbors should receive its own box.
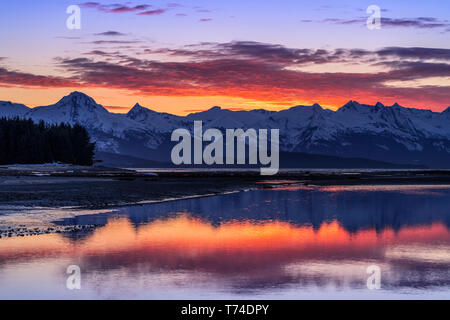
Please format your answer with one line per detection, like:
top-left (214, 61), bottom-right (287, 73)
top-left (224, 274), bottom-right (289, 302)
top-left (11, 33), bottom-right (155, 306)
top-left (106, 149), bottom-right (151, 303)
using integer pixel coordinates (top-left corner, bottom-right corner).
top-left (1, 43), bottom-right (449, 113)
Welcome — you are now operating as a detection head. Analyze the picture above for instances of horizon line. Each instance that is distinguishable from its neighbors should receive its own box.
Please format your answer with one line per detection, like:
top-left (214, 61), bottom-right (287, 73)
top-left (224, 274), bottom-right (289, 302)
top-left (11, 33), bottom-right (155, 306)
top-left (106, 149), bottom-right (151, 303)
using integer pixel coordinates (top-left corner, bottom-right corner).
top-left (2, 91), bottom-right (449, 116)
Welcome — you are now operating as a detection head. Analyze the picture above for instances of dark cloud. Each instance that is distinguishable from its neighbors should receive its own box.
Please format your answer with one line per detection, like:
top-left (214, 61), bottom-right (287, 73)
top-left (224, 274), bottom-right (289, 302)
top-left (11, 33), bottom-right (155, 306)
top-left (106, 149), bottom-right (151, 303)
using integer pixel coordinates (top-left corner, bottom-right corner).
top-left (215, 42), bottom-right (355, 64)
top-left (138, 9), bottom-right (167, 16)
top-left (53, 42), bottom-right (449, 108)
top-left (382, 17), bottom-right (449, 29)
top-left (380, 61), bottom-right (450, 80)
top-left (109, 5), bottom-right (152, 13)
top-left (376, 47), bottom-right (450, 61)
top-left (140, 41), bottom-right (361, 65)
top-left (86, 40), bottom-right (142, 45)
top-left (305, 16), bottom-right (450, 31)
top-left (94, 31), bottom-right (126, 37)
top-left (80, 2), bottom-right (170, 16)
top-left (180, 42), bottom-right (450, 65)
top-left (0, 67), bottom-right (77, 88)
top-left (83, 50), bottom-right (121, 57)
top-left (78, 2), bottom-right (99, 8)
top-left (1, 41), bottom-right (448, 110)
top-left (80, 2), bottom-right (152, 13)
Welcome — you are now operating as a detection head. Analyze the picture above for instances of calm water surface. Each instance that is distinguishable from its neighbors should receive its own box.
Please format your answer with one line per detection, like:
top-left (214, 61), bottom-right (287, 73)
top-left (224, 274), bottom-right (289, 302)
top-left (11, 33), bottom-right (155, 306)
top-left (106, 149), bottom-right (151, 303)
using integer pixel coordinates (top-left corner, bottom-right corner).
top-left (0, 184), bottom-right (449, 299)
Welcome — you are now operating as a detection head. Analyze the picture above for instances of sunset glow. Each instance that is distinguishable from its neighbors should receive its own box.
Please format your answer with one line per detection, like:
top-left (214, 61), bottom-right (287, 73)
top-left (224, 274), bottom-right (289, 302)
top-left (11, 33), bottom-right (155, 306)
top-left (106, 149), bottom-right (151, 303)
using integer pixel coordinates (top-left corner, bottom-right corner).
top-left (0, 0), bottom-right (449, 114)
top-left (1, 215), bottom-right (448, 265)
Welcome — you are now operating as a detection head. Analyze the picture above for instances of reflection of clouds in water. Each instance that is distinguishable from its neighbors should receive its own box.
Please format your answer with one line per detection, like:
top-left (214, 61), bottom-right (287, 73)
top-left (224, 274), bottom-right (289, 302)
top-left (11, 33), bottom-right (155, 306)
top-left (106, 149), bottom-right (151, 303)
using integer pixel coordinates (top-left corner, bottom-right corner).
top-left (268, 184), bottom-right (450, 194)
top-left (1, 186), bottom-right (450, 298)
top-left (0, 215), bottom-right (448, 296)
top-left (320, 184), bottom-right (450, 194)
top-left (283, 261), bottom-right (391, 288)
top-left (52, 185), bottom-right (450, 236)
top-left (385, 245), bottom-right (450, 263)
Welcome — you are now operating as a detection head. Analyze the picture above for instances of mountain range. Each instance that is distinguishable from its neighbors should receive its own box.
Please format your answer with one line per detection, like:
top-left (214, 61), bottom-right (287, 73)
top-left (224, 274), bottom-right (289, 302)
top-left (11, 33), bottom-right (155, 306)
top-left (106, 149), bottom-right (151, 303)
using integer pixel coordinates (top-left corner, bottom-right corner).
top-left (1, 91), bottom-right (450, 168)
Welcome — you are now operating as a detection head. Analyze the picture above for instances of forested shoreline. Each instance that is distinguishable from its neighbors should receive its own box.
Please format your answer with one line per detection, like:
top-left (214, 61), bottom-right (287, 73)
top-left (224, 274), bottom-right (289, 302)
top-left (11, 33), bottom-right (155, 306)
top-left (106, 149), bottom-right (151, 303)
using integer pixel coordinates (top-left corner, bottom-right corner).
top-left (0, 118), bottom-right (95, 165)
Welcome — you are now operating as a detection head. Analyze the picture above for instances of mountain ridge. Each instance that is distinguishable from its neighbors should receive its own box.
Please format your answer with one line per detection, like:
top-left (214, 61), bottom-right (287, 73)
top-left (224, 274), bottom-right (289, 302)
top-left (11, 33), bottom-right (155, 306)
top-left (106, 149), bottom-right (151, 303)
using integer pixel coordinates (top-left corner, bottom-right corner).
top-left (1, 91), bottom-right (450, 168)
top-left (2, 91), bottom-right (449, 118)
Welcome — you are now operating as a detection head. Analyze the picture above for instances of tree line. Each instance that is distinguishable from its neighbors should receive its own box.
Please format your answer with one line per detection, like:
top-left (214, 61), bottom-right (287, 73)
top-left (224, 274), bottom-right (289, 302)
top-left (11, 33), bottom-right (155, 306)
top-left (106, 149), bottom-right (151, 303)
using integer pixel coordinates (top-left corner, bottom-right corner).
top-left (0, 118), bottom-right (95, 165)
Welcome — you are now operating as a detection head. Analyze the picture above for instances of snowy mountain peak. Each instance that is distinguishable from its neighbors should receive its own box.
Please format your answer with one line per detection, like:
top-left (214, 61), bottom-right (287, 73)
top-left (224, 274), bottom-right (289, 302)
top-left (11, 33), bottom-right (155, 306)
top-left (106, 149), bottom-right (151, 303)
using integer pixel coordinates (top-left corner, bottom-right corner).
top-left (24, 91), bottom-right (149, 143)
top-left (186, 106), bottom-right (230, 121)
top-left (128, 103), bottom-right (148, 114)
top-left (61, 91), bottom-right (96, 103)
top-left (127, 103), bottom-right (158, 121)
top-left (51, 91), bottom-right (109, 116)
top-left (340, 100), bottom-right (362, 112)
top-left (3, 91), bottom-right (450, 167)
top-left (68, 91), bottom-right (90, 98)
top-left (287, 104), bottom-right (321, 112)
top-left (339, 101), bottom-right (388, 113)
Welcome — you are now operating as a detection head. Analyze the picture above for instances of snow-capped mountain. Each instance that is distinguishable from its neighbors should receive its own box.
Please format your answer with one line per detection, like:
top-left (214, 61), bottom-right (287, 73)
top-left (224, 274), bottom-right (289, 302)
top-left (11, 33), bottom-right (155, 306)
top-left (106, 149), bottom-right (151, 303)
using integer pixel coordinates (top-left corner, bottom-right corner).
top-left (1, 92), bottom-right (163, 155)
top-left (0, 101), bottom-right (30, 118)
top-left (127, 103), bottom-right (183, 133)
top-left (1, 91), bottom-right (450, 167)
top-left (124, 99), bottom-right (450, 166)
top-left (27, 92), bottom-right (144, 135)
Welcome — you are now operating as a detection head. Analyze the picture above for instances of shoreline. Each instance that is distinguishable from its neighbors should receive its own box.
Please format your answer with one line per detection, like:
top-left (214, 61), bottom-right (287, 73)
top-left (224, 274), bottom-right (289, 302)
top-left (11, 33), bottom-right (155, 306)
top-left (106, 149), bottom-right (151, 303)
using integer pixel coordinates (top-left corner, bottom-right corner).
top-left (2, 165), bottom-right (450, 238)
top-left (2, 165), bottom-right (450, 209)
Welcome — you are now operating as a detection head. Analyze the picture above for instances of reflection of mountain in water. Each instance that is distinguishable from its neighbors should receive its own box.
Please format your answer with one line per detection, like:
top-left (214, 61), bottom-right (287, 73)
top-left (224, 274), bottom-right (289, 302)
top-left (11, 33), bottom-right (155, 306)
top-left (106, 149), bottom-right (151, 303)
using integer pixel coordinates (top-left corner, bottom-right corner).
top-left (4, 186), bottom-right (449, 297)
top-left (55, 186), bottom-right (450, 235)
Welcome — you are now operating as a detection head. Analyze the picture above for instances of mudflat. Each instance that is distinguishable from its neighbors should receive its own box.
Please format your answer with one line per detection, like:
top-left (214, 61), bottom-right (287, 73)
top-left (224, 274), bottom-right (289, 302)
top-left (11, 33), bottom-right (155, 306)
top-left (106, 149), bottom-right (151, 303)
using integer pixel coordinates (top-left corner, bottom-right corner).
top-left (1, 164), bottom-right (450, 209)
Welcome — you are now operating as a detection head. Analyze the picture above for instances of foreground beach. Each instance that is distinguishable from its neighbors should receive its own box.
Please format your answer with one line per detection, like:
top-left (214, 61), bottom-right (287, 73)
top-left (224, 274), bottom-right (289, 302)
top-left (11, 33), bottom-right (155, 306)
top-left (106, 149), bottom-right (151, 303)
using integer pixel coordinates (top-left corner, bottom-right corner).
top-left (1, 164), bottom-right (450, 239)
top-left (1, 165), bottom-right (450, 209)
top-left (2, 165), bottom-right (450, 208)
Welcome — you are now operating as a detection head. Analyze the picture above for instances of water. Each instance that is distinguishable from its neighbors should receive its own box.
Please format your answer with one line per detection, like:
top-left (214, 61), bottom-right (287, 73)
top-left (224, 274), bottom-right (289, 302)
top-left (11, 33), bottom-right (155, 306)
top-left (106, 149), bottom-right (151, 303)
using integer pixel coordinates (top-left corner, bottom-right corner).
top-left (0, 184), bottom-right (449, 299)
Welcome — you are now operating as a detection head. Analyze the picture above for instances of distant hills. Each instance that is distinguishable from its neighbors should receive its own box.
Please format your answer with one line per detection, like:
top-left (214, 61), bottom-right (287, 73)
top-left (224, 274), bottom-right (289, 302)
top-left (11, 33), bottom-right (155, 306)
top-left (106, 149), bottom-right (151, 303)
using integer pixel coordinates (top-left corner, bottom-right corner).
top-left (1, 91), bottom-right (450, 168)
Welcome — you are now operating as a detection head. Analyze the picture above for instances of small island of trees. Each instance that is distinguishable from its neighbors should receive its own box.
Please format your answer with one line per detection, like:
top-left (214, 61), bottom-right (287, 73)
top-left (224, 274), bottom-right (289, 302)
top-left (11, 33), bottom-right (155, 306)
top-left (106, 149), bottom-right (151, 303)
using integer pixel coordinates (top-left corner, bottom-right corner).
top-left (0, 118), bottom-right (95, 166)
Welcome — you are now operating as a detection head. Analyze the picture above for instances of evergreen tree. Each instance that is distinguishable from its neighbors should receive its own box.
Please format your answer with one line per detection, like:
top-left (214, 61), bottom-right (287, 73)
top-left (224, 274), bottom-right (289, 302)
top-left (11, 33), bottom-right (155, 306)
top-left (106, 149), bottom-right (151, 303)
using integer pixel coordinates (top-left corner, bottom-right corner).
top-left (0, 118), bottom-right (96, 165)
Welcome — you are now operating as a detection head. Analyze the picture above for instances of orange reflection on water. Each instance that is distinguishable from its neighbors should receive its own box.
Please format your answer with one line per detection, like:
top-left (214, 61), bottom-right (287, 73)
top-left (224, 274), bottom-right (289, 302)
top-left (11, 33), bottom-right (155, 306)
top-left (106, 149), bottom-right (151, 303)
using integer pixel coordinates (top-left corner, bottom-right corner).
top-left (267, 184), bottom-right (450, 193)
top-left (320, 185), bottom-right (450, 193)
top-left (0, 215), bottom-right (448, 270)
top-left (266, 185), bottom-right (314, 191)
top-left (256, 180), bottom-right (302, 184)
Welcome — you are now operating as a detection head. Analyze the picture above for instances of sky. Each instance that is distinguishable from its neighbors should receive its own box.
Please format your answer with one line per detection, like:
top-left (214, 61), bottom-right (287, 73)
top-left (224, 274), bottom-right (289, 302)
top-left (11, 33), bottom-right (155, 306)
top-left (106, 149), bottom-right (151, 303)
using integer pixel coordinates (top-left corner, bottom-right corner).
top-left (0, 0), bottom-right (449, 114)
